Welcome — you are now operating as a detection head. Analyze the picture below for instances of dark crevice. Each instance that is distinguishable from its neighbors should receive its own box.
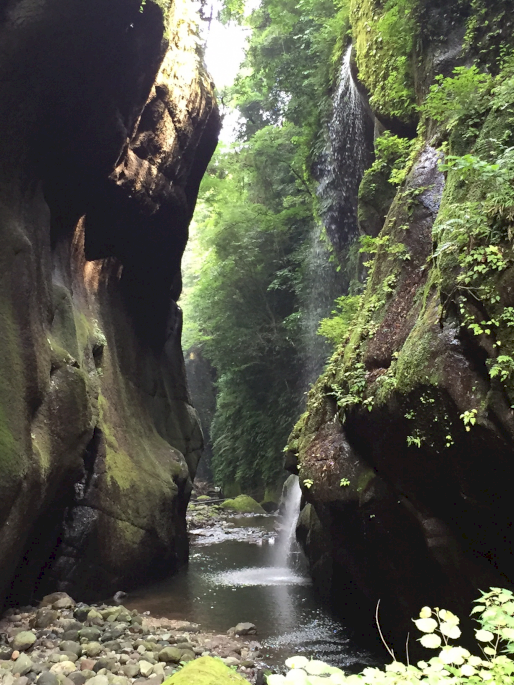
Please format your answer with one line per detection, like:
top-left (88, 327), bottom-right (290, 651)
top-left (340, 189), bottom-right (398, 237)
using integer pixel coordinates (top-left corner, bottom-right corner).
top-left (5, 427), bottom-right (102, 607)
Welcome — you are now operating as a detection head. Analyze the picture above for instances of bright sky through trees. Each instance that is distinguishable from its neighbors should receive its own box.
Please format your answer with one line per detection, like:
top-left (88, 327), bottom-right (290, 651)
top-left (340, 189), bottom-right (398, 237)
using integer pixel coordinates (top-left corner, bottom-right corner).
top-left (200, 0), bottom-right (259, 141)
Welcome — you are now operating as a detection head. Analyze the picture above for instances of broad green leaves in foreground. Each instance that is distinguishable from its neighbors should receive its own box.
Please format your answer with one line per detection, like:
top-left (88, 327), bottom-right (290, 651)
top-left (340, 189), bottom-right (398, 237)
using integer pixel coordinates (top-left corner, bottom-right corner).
top-left (266, 588), bottom-right (514, 684)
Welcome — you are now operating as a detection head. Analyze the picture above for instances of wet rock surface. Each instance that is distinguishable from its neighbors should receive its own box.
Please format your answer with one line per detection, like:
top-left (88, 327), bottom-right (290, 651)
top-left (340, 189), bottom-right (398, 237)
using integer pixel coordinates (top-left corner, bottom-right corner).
top-left (0, 593), bottom-right (263, 684)
top-left (0, 0), bottom-right (220, 606)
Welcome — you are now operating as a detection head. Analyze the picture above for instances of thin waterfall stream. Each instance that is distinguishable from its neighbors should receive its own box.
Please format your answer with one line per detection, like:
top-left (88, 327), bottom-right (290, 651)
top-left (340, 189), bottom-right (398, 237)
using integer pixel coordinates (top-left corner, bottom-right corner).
top-left (124, 485), bottom-right (377, 670)
top-left (122, 44), bottom-right (378, 674)
top-left (271, 476), bottom-right (303, 569)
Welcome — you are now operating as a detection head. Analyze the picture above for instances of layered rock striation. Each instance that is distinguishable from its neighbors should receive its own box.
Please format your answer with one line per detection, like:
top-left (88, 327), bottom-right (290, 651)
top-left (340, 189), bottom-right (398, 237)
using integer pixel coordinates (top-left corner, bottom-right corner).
top-left (0, 0), bottom-right (219, 605)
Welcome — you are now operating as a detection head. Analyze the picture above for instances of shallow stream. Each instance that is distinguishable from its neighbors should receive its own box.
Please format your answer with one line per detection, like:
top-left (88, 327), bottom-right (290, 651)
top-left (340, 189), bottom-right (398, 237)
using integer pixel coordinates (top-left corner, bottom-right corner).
top-left (124, 513), bottom-right (377, 671)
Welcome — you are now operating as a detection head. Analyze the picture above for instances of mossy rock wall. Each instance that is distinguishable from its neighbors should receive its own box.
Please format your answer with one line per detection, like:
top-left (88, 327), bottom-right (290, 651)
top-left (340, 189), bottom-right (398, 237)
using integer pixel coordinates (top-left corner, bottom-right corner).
top-left (288, 0), bottom-right (514, 653)
top-left (0, 0), bottom-right (219, 604)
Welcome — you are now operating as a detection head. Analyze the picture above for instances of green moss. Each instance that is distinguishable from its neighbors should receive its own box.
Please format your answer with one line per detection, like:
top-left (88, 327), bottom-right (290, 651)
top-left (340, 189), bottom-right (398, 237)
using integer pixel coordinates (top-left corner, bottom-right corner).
top-left (115, 519), bottom-right (146, 546)
top-left (163, 656), bottom-right (251, 685)
top-left (395, 300), bottom-right (442, 395)
top-left (350, 0), bottom-right (418, 121)
top-left (0, 294), bottom-right (27, 485)
top-left (220, 495), bottom-right (266, 514)
top-left (356, 468), bottom-right (376, 494)
top-left (0, 405), bottom-right (18, 477)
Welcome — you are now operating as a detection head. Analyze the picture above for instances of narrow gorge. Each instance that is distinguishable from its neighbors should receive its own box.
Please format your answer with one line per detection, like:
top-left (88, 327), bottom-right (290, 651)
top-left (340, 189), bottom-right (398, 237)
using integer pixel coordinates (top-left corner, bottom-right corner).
top-left (1, 0), bottom-right (514, 684)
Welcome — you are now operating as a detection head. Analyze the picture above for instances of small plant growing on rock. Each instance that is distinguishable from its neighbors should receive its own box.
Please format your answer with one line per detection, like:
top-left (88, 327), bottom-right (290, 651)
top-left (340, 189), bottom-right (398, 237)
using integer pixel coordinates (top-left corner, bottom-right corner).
top-left (460, 409), bottom-right (478, 431)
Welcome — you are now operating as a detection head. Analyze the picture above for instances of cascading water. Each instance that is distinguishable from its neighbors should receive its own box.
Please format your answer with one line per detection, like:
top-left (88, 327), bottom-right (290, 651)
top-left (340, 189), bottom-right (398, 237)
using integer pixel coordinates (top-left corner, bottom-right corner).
top-left (272, 475), bottom-right (303, 569)
top-left (316, 44), bottom-right (374, 252)
top-left (299, 45), bottom-right (374, 394)
top-left (299, 224), bottom-right (345, 391)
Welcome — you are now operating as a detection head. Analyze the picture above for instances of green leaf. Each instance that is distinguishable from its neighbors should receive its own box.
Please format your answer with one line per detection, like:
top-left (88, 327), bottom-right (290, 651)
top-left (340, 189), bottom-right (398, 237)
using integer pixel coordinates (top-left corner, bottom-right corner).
top-left (419, 634), bottom-right (442, 649)
top-left (414, 618), bottom-right (438, 633)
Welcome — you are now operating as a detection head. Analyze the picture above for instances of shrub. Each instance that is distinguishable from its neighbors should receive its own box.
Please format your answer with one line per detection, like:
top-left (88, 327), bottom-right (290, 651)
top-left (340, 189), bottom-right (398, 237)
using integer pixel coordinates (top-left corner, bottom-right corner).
top-left (266, 587), bottom-right (514, 684)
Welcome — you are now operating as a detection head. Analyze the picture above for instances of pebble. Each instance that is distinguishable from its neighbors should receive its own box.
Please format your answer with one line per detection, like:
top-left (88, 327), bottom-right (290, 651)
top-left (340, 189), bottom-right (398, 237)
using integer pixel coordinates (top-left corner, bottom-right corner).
top-left (33, 609), bottom-right (59, 629)
top-left (80, 659), bottom-right (96, 671)
top-left (157, 647), bottom-right (181, 664)
top-left (80, 628), bottom-right (102, 643)
top-left (38, 673), bottom-right (60, 685)
top-left (0, 588), bottom-right (261, 685)
top-left (49, 660), bottom-right (76, 676)
top-left (60, 641), bottom-right (82, 657)
top-left (122, 664), bottom-right (139, 678)
top-left (87, 676), bottom-right (109, 685)
top-left (12, 653), bottom-right (33, 675)
top-left (83, 642), bottom-right (102, 657)
top-left (12, 631), bottom-right (36, 652)
top-left (68, 674), bottom-right (87, 685)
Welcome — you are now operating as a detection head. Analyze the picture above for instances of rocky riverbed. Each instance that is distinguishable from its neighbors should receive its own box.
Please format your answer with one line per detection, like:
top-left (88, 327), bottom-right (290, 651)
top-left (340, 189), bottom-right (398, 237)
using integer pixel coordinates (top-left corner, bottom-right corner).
top-left (186, 499), bottom-right (277, 546)
top-left (0, 592), bottom-right (264, 685)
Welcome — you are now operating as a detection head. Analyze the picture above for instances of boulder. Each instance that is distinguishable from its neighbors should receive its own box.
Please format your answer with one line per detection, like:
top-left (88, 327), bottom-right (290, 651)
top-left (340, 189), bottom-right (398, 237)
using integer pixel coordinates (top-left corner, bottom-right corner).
top-left (220, 496), bottom-right (266, 514)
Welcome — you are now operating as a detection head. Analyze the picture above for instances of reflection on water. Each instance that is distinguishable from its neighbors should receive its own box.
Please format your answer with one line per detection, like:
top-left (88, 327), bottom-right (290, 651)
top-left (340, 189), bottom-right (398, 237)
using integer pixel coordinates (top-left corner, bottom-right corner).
top-left (213, 567), bottom-right (310, 587)
top-left (124, 514), bottom-right (377, 670)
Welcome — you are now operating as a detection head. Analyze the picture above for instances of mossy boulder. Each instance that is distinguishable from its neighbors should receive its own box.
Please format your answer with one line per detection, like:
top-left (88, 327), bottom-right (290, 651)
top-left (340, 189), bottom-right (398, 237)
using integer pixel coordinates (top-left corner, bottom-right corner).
top-left (163, 656), bottom-right (251, 684)
top-left (220, 495), bottom-right (265, 514)
top-left (196, 495), bottom-right (211, 502)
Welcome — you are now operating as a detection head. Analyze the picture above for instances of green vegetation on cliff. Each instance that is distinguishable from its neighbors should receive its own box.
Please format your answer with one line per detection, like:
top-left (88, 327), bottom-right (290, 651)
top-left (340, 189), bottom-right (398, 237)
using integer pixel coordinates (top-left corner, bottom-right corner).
top-left (182, 0), bottom-right (350, 492)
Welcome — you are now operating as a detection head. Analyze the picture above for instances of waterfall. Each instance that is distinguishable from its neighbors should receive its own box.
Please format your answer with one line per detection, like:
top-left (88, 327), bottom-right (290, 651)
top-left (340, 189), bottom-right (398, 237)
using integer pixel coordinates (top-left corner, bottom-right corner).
top-left (316, 44), bottom-right (373, 252)
top-left (300, 223), bottom-right (345, 392)
top-left (273, 476), bottom-right (302, 568)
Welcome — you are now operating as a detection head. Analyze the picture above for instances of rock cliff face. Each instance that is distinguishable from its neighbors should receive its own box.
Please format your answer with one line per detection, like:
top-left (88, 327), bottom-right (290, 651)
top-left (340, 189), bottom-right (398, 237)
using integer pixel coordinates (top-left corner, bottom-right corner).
top-left (0, 0), bottom-right (219, 605)
top-left (288, 0), bottom-right (514, 649)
